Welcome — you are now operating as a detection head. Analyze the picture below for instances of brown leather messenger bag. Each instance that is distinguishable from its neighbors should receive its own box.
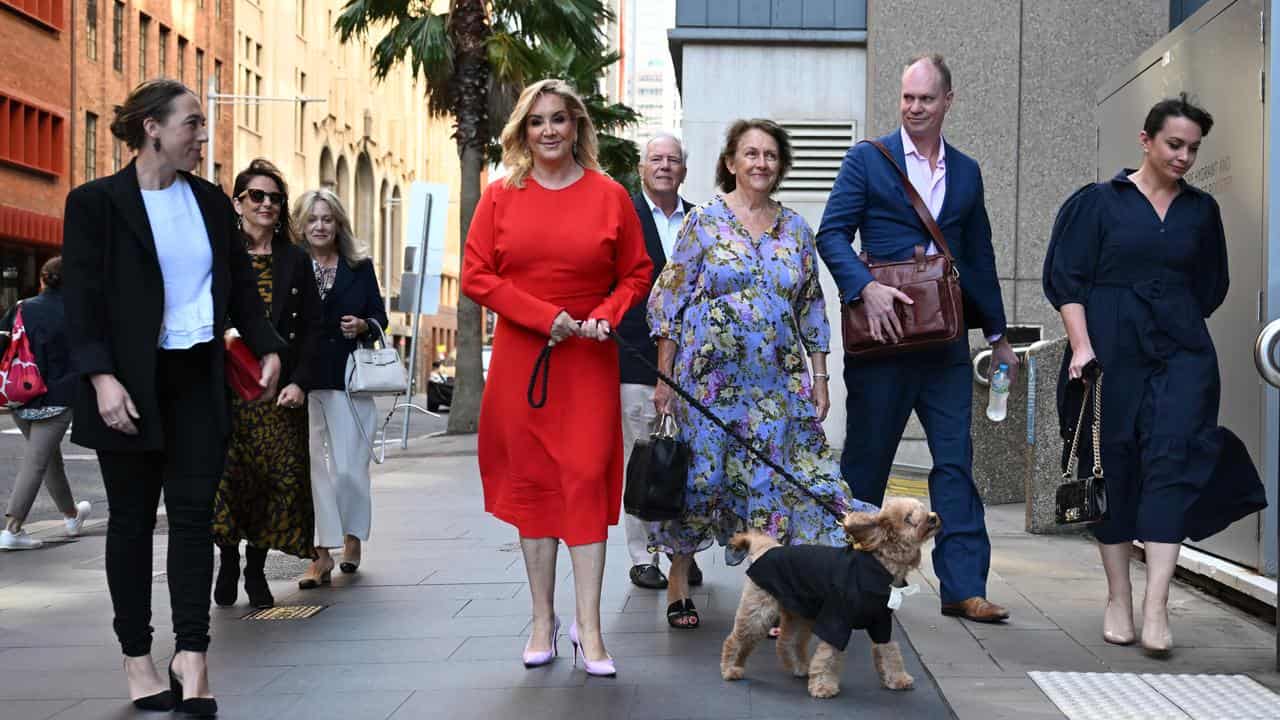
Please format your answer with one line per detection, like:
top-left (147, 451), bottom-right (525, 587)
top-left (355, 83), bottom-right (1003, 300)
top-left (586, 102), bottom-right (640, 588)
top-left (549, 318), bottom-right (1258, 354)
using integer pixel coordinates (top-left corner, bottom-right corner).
top-left (842, 140), bottom-right (964, 358)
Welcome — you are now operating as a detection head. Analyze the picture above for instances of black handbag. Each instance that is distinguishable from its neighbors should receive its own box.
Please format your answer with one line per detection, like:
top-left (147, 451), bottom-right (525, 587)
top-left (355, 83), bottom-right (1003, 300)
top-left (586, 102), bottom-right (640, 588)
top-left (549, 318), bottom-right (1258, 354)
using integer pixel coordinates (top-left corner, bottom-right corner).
top-left (1055, 368), bottom-right (1107, 525)
top-left (623, 413), bottom-right (690, 522)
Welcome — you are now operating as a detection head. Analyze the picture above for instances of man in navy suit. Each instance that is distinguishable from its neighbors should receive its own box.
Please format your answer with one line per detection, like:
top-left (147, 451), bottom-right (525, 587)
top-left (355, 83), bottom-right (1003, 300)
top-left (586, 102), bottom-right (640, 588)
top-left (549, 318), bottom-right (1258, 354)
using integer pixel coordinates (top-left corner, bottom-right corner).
top-left (619, 133), bottom-right (702, 590)
top-left (817, 55), bottom-right (1019, 623)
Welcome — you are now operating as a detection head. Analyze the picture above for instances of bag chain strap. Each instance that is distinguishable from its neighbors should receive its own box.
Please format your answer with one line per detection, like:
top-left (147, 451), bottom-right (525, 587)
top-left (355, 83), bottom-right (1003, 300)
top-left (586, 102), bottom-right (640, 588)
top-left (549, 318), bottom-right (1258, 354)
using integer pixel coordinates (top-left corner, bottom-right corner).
top-left (1063, 373), bottom-right (1103, 482)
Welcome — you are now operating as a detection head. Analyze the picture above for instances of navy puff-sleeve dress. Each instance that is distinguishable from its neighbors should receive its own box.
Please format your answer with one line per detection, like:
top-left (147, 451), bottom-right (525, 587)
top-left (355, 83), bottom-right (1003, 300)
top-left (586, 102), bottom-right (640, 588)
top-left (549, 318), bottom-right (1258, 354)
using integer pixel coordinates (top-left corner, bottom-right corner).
top-left (1042, 170), bottom-right (1265, 544)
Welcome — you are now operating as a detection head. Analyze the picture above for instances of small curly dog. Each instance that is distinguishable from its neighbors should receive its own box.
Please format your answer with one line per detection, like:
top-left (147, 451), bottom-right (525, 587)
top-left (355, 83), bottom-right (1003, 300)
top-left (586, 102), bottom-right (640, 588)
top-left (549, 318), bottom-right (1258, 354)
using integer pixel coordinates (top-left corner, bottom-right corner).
top-left (721, 497), bottom-right (941, 699)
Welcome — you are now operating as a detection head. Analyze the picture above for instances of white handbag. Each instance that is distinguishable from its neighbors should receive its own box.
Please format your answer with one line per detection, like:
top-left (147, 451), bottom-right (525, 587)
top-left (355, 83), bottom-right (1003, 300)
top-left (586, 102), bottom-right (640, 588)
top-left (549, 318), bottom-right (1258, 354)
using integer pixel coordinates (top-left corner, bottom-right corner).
top-left (345, 319), bottom-right (408, 395)
top-left (344, 319), bottom-right (407, 464)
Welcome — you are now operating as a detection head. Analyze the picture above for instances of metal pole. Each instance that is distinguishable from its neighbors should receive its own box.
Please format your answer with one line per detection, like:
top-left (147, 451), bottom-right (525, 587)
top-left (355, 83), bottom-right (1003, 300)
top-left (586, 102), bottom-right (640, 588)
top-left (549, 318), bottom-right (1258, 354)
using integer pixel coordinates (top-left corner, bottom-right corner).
top-left (206, 79), bottom-right (217, 180)
top-left (401, 193), bottom-right (433, 448)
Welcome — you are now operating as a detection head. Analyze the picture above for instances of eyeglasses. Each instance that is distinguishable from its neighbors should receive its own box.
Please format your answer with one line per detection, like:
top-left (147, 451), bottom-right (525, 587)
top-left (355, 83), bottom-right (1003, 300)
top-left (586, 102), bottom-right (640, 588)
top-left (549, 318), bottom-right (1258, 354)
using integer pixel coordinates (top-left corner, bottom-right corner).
top-left (238, 188), bottom-right (286, 206)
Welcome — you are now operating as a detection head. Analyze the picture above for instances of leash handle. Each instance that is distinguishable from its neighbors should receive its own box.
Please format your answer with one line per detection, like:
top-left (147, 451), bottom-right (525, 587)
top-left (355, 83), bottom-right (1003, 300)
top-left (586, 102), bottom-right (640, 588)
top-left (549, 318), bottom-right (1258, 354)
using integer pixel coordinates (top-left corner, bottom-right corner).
top-left (527, 344), bottom-right (552, 409)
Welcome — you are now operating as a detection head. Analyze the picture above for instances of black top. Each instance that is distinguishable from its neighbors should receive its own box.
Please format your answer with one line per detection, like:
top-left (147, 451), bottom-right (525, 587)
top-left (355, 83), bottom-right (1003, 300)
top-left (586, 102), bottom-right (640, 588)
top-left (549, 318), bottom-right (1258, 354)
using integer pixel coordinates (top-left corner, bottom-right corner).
top-left (617, 192), bottom-right (692, 385)
top-left (0, 289), bottom-right (74, 408)
top-left (309, 258), bottom-right (389, 391)
top-left (240, 236), bottom-right (325, 391)
top-left (746, 545), bottom-right (895, 650)
top-left (61, 161), bottom-right (287, 451)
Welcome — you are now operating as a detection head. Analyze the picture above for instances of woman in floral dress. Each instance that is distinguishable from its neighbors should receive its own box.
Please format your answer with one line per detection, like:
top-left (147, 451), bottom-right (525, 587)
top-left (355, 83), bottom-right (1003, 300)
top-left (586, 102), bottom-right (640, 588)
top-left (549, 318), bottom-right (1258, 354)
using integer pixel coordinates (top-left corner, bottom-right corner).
top-left (649, 119), bottom-right (862, 629)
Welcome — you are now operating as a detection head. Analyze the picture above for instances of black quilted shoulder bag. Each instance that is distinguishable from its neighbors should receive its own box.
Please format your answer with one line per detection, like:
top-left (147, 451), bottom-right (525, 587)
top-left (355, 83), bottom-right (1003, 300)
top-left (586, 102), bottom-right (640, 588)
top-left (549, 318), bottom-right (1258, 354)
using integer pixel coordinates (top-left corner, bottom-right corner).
top-left (1055, 368), bottom-right (1107, 526)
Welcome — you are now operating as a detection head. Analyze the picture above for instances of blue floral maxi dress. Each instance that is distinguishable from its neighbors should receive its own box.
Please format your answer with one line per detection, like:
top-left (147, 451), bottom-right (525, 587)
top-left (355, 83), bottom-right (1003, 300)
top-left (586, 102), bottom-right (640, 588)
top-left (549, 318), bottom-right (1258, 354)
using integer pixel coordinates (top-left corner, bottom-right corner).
top-left (647, 196), bottom-right (859, 557)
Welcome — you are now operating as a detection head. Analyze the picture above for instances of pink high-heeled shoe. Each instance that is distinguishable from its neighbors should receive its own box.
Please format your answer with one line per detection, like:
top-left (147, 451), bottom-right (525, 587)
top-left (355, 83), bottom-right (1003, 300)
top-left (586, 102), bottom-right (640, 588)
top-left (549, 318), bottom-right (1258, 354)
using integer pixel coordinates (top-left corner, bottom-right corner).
top-left (568, 621), bottom-right (616, 677)
top-left (522, 615), bottom-right (560, 668)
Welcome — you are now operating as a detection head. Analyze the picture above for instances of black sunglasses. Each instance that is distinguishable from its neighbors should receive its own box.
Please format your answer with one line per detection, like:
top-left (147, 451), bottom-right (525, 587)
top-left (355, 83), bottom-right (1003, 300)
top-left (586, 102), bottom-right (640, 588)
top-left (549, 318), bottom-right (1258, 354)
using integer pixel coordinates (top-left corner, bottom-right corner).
top-left (238, 188), bottom-right (286, 206)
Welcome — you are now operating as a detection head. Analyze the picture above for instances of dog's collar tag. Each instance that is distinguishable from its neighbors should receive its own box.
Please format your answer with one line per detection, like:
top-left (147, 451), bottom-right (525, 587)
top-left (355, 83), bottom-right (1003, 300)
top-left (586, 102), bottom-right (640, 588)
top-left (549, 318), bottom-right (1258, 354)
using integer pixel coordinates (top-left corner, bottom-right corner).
top-left (887, 584), bottom-right (919, 610)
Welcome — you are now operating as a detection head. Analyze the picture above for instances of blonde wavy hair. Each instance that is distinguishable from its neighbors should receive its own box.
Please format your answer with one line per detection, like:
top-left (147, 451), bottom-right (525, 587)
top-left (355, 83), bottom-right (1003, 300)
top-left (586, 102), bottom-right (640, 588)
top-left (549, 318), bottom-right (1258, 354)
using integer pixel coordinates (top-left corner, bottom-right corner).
top-left (291, 188), bottom-right (369, 269)
top-left (499, 79), bottom-right (600, 188)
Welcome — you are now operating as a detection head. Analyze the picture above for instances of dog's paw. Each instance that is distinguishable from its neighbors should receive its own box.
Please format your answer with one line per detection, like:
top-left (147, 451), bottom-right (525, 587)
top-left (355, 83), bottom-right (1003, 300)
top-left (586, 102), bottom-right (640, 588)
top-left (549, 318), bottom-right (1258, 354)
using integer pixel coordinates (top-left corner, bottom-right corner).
top-left (722, 666), bottom-right (745, 681)
top-left (807, 679), bottom-right (840, 699)
top-left (882, 672), bottom-right (915, 691)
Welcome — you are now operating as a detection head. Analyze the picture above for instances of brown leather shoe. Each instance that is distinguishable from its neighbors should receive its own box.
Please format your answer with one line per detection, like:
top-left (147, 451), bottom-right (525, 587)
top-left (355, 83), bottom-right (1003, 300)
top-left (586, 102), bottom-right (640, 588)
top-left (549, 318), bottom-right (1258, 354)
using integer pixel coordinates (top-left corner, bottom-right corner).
top-left (941, 597), bottom-right (1010, 623)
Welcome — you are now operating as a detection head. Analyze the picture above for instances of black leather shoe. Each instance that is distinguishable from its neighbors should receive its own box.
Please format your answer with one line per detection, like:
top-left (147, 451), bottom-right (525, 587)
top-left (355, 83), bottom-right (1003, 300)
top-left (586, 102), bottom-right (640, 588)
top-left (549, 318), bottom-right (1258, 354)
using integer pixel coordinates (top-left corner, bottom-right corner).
top-left (629, 563), bottom-right (668, 589)
top-left (688, 558), bottom-right (704, 587)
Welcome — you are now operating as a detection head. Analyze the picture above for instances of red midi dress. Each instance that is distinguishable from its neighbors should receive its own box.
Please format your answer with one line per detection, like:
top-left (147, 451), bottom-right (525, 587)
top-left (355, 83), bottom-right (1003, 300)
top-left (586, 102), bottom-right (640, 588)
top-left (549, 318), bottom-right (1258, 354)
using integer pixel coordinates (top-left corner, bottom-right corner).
top-left (461, 170), bottom-right (653, 546)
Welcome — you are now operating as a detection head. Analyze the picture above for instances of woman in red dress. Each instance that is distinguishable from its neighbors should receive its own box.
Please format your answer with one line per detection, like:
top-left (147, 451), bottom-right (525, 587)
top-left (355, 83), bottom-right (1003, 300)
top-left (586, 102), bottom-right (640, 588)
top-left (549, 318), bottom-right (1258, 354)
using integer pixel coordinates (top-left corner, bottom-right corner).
top-left (462, 79), bottom-right (652, 677)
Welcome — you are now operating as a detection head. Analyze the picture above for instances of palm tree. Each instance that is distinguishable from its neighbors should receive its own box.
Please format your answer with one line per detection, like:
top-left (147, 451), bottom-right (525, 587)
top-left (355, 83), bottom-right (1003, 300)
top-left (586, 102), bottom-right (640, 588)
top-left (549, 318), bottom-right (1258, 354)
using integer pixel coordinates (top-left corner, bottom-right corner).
top-left (335, 0), bottom-right (639, 434)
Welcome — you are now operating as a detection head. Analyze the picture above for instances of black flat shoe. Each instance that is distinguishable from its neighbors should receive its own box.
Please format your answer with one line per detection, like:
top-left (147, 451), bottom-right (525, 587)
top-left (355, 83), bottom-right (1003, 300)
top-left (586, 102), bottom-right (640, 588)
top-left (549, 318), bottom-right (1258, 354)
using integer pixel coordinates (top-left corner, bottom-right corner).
top-left (666, 599), bottom-right (699, 629)
top-left (339, 561), bottom-right (359, 574)
top-left (629, 563), bottom-right (668, 589)
top-left (131, 689), bottom-right (175, 712)
top-left (169, 659), bottom-right (218, 717)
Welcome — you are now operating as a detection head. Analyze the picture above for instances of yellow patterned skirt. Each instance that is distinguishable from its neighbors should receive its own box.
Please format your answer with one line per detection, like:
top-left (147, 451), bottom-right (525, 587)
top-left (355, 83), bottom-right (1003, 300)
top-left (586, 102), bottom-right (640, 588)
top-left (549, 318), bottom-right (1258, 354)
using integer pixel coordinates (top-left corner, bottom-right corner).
top-left (212, 396), bottom-right (316, 559)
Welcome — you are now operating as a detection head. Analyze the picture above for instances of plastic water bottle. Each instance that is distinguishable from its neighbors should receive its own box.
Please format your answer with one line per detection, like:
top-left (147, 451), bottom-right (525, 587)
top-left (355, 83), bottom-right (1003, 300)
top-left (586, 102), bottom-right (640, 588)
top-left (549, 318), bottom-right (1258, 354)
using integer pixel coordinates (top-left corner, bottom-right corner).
top-left (986, 363), bottom-right (1010, 422)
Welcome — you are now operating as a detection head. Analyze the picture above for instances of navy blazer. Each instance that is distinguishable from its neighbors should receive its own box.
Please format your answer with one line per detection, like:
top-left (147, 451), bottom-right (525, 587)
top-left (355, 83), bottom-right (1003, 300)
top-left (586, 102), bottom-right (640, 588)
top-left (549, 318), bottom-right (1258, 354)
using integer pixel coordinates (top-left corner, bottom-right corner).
top-left (310, 258), bottom-right (389, 391)
top-left (0, 289), bottom-right (75, 408)
top-left (617, 192), bottom-right (693, 386)
top-left (815, 130), bottom-right (1006, 338)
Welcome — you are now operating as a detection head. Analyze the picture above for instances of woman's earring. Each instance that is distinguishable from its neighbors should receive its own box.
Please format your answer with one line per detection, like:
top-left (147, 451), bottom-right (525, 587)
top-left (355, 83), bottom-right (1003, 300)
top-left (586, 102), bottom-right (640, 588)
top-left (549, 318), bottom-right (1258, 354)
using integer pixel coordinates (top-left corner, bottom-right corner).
top-left (236, 215), bottom-right (243, 231)
top-left (275, 220), bottom-right (283, 234)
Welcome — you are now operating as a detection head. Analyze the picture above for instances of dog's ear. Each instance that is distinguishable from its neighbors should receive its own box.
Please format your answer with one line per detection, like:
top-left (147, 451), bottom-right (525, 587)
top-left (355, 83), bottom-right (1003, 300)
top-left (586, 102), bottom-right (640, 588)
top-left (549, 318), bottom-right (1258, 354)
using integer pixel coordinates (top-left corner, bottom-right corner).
top-left (843, 511), bottom-right (885, 551)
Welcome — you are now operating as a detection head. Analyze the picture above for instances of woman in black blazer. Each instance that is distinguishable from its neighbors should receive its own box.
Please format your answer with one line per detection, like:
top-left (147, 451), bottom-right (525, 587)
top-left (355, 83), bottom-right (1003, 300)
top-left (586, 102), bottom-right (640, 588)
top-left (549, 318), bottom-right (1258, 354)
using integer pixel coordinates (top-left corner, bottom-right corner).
top-left (290, 188), bottom-right (388, 589)
top-left (211, 158), bottom-right (324, 611)
top-left (61, 80), bottom-right (285, 714)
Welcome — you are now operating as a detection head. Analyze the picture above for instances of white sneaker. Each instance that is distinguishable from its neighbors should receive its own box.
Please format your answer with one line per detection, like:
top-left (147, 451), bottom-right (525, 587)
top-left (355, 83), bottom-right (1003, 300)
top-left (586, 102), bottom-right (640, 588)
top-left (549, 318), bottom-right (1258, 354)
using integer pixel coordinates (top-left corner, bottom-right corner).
top-left (0, 529), bottom-right (44, 550)
top-left (65, 501), bottom-right (92, 537)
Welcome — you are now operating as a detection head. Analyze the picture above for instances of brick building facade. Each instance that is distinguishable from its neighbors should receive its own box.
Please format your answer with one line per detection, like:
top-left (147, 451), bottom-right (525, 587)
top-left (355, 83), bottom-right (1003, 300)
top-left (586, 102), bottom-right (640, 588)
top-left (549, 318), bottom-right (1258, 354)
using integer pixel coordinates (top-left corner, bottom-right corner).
top-left (74, 0), bottom-right (235, 192)
top-left (0, 0), bottom-right (71, 312)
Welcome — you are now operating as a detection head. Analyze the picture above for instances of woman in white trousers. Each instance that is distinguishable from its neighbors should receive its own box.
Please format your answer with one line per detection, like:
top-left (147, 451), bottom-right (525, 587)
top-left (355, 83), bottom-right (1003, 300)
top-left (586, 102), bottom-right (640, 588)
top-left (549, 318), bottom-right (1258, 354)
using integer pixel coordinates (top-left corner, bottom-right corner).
top-left (291, 189), bottom-right (387, 587)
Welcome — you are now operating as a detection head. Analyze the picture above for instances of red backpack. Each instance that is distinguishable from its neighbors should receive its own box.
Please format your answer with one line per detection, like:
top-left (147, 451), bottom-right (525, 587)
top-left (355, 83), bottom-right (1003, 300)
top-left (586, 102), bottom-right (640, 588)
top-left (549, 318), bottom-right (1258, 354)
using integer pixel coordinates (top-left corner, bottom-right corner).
top-left (0, 304), bottom-right (48, 406)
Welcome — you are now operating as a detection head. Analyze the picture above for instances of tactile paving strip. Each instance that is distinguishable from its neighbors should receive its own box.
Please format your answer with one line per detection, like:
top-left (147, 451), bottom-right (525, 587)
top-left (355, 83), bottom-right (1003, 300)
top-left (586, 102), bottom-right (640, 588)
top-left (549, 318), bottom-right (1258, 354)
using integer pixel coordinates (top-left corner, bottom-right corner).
top-left (1029, 672), bottom-right (1188, 720)
top-left (1141, 673), bottom-right (1280, 719)
top-left (1028, 672), bottom-right (1280, 720)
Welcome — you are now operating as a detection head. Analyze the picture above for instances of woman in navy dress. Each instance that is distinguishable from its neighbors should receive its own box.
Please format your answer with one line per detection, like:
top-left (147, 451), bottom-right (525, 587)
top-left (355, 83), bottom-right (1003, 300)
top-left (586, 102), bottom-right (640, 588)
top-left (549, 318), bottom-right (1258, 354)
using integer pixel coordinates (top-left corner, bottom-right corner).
top-left (1043, 94), bottom-right (1265, 656)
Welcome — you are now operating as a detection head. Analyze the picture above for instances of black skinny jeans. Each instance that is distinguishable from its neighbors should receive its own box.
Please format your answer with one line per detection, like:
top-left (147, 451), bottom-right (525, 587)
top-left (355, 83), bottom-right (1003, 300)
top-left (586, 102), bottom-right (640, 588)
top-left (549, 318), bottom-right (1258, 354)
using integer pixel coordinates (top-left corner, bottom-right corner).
top-left (97, 342), bottom-right (227, 657)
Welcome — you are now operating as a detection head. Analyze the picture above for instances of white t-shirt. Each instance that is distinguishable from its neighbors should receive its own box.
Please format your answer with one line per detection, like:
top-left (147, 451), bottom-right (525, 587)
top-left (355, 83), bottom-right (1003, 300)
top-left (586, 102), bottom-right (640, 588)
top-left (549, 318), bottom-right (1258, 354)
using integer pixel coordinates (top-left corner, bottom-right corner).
top-left (141, 176), bottom-right (215, 349)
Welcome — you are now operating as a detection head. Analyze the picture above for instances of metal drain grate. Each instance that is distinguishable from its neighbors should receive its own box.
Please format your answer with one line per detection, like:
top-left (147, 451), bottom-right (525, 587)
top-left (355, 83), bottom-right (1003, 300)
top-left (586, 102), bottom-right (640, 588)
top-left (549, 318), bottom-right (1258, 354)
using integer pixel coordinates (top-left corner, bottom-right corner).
top-left (1029, 672), bottom-right (1280, 720)
top-left (241, 605), bottom-right (326, 621)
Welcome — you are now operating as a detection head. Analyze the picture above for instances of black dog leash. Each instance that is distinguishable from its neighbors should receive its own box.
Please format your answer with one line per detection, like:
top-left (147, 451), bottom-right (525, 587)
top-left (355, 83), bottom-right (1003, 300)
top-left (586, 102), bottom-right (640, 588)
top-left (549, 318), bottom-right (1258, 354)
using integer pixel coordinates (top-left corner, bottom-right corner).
top-left (525, 333), bottom-right (848, 524)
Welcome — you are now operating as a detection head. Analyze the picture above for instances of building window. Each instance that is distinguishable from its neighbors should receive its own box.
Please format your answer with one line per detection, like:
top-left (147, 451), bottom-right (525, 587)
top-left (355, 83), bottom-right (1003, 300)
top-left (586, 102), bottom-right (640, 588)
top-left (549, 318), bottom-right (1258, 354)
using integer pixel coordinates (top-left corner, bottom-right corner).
top-left (86, 0), bottom-right (99, 61)
top-left (0, 0), bottom-right (65, 30)
top-left (214, 60), bottom-right (222, 92)
top-left (213, 162), bottom-right (223, 188)
top-left (112, 2), bottom-right (123, 72)
top-left (158, 26), bottom-right (169, 77)
top-left (138, 14), bottom-right (150, 82)
top-left (84, 113), bottom-right (98, 180)
top-left (196, 49), bottom-right (205, 96)
top-left (112, 137), bottom-right (123, 173)
top-left (216, 0), bottom-right (222, 19)
top-left (177, 37), bottom-right (187, 82)
top-left (297, 0), bottom-right (306, 35)
top-left (0, 93), bottom-right (67, 177)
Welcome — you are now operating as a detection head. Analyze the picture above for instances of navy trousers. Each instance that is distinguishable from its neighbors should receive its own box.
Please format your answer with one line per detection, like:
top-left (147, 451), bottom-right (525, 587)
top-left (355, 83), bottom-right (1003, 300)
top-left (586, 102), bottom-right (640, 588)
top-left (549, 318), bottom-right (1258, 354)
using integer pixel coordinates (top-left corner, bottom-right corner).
top-left (840, 339), bottom-right (991, 604)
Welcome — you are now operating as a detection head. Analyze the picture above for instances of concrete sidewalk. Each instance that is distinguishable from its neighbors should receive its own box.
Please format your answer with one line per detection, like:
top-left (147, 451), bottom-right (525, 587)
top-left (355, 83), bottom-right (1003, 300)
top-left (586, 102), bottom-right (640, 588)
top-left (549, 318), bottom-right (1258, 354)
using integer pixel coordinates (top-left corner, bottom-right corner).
top-left (0, 435), bottom-right (949, 720)
top-left (1, 433), bottom-right (1277, 719)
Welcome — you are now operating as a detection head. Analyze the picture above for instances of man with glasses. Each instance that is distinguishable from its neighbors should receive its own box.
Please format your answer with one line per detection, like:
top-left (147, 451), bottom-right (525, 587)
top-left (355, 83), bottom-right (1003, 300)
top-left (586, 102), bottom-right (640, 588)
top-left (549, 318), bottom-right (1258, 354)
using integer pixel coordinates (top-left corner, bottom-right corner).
top-left (619, 133), bottom-right (701, 590)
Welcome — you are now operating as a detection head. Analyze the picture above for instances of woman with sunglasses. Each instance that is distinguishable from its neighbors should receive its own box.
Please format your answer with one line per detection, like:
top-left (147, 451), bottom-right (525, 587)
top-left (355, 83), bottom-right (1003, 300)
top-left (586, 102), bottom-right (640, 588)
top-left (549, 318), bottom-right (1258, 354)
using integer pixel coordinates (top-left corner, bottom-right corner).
top-left (210, 158), bottom-right (324, 610)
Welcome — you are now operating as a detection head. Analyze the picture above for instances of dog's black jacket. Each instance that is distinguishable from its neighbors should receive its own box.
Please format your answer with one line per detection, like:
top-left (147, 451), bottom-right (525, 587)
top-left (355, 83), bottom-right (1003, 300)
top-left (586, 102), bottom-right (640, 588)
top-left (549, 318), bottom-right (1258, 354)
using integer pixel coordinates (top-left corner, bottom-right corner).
top-left (746, 545), bottom-right (895, 651)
